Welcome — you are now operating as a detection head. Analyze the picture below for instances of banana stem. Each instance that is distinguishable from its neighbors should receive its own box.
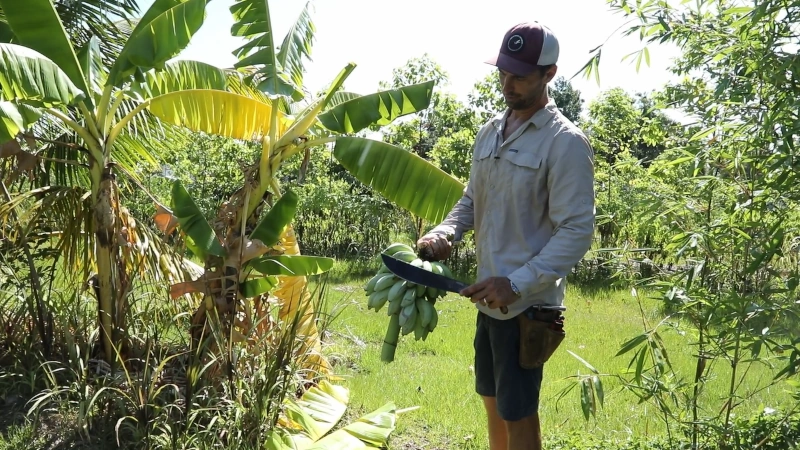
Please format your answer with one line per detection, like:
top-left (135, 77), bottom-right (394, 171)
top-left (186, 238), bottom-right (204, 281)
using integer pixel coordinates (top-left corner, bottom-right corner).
top-left (95, 85), bottom-right (113, 136)
top-left (283, 137), bottom-right (336, 161)
top-left (105, 91), bottom-right (126, 135)
top-left (47, 108), bottom-right (103, 163)
top-left (107, 99), bottom-right (151, 150)
top-left (79, 103), bottom-right (102, 141)
top-left (381, 314), bottom-right (401, 363)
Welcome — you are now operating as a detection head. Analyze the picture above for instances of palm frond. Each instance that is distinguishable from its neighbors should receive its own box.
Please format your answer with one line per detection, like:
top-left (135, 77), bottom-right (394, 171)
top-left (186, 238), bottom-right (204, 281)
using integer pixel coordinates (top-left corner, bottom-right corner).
top-left (53, 0), bottom-right (139, 66)
top-left (0, 185), bottom-right (93, 271)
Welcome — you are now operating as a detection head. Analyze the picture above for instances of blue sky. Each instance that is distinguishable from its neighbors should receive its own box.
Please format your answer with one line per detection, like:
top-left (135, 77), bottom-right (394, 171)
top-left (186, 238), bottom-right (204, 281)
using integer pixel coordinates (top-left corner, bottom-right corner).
top-left (137, 0), bottom-right (683, 109)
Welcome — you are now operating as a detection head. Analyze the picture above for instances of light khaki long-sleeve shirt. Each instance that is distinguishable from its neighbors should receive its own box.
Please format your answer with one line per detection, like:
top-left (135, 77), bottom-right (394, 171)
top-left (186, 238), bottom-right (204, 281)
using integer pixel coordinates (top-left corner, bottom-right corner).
top-left (430, 100), bottom-right (595, 320)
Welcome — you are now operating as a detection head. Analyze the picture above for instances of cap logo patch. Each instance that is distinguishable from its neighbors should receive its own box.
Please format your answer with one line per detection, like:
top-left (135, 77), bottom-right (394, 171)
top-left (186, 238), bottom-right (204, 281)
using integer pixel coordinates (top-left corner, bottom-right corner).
top-left (507, 34), bottom-right (524, 52)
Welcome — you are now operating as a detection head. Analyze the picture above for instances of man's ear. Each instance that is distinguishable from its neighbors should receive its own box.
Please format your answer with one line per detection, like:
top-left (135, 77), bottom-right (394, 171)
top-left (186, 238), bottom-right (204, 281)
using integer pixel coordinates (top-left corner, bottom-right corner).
top-left (545, 64), bottom-right (558, 83)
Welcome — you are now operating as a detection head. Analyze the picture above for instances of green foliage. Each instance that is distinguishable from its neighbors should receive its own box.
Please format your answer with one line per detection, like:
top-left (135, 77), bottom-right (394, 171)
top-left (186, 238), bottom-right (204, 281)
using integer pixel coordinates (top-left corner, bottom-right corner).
top-left (467, 71), bottom-right (504, 123)
top-left (125, 133), bottom-right (260, 227)
top-left (572, 0), bottom-right (800, 447)
top-left (0, 273), bottom-right (357, 449)
top-left (548, 76), bottom-right (584, 124)
top-left (378, 53), bottom-right (448, 91)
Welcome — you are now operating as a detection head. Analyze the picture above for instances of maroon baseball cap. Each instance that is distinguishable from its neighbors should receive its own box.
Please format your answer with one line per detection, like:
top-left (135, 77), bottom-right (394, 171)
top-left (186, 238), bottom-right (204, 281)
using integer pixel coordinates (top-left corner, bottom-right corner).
top-left (486, 22), bottom-right (560, 76)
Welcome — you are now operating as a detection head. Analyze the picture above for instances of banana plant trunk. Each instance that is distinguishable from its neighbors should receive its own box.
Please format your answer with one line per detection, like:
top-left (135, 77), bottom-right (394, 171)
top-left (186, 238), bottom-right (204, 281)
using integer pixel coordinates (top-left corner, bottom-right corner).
top-left (90, 158), bottom-right (127, 365)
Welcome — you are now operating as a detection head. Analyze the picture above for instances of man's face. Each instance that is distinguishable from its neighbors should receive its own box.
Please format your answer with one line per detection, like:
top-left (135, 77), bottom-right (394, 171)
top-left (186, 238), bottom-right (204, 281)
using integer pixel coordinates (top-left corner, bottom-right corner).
top-left (497, 67), bottom-right (554, 110)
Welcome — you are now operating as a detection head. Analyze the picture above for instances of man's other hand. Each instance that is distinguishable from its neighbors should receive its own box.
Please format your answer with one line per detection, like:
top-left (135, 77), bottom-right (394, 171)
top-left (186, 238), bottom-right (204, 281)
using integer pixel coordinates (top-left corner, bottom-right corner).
top-left (416, 233), bottom-right (452, 261)
top-left (460, 277), bottom-right (518, 311)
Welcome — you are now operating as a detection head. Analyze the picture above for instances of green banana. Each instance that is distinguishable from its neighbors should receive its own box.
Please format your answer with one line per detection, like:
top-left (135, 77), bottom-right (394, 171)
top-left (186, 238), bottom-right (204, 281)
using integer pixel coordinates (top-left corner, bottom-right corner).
top-left (387, 279), bottom-right (408, 304)
top-left (422, 260), bottom-right (432, 272)
top-left (410, 258), bottom-right (423, 268)
top-left (387, 295), bottom-right (402, 316)
top-left (383, 243), bottom-right (414, 256)
top-left (401, 289), bottom-right (416, 307)
top-left (427, 307), bottom-right (439, 332)
top-left (378, 264), bottom-right (391, 274)
top-left (416, 298), bottom-right (433, 328)
top-left (414, 315), bottom-right (428, 341)
top-left (426, 284), bottom-right (438, 299)
top-left (434, 262), bottom-right (454, 279)
top-left (368, 289), bottom-right (389, 311)
top-left (391, 251), bottom-right (418, 263)
top-left (374, 273), bottom-right (397, 292)
top-left (400, 303), bottom-right (418, 336)
top-left (373, 291), bottom-right (390, 312)
top-left (415, 283), bottom-right (426, 297)
top-left (364, 273), bottom-right (383, 295)
top-left (399, 302), bottom-right (417, 328)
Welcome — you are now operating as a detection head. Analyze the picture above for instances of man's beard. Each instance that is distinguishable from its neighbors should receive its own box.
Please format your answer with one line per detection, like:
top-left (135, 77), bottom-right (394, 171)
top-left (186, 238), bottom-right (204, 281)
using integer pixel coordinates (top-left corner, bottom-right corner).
top-left (503, 83), bottom-right (545, 110)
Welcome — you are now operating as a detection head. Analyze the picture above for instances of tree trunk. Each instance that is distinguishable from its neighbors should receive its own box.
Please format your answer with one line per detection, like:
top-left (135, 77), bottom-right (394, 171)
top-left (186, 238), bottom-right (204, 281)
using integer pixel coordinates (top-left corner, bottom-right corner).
top-left (93, 164), bottom-right (124, 364)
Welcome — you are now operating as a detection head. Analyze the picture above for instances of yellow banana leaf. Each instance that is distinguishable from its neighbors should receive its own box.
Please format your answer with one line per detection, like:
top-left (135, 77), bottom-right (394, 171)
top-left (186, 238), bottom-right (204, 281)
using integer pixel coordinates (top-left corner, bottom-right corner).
top-left (272, 224), bottom-right (330, 376)
top-left (148, 89), bottom-right (291, 141)
top-left (267, 380), bottom-right (397, 450)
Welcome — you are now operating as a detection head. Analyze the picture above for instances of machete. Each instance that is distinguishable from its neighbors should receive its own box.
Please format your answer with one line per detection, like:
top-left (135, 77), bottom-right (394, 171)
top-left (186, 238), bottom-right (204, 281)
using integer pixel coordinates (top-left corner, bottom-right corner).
top-left (381, 253), bottom-right (509, 314)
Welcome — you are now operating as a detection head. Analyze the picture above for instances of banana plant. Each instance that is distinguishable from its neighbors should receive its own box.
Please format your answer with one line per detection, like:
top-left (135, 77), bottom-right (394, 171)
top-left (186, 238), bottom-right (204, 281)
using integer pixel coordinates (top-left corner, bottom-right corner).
top-left (126, 0), bottom-right (465, 377)
top-left (0, 0), bottom-right (261, 365)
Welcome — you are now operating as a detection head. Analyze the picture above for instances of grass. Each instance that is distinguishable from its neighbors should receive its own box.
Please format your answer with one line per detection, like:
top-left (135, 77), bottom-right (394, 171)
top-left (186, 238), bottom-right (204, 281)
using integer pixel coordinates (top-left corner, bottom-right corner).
top-left (319, 275), bottom-right (794, 449)
top-left (1, 263), bottom-right (794, 449)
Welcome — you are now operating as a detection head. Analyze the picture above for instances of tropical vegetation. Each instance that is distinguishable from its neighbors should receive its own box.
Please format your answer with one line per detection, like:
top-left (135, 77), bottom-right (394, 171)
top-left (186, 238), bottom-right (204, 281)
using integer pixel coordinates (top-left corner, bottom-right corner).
top-left (1, 0), bottom-right (799, 448)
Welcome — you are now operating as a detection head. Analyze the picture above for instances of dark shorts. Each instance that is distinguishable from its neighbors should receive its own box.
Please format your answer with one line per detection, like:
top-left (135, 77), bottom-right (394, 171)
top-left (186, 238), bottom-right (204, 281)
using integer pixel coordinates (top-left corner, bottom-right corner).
top-left (474, 308), bottom-right (556, 422)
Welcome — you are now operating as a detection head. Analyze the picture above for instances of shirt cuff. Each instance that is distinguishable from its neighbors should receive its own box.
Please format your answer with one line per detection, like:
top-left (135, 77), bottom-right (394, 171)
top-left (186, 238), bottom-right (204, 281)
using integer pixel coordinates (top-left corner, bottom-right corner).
top-left (507, 267), bottom-right (534, 296)
top-left (427, 224), bottom-right (461, 241)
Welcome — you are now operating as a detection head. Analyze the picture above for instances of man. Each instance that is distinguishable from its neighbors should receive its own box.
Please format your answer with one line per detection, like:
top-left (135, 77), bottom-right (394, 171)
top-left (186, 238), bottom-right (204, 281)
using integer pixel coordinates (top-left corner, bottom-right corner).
top-left (417, 22), bottom-right (596, 450)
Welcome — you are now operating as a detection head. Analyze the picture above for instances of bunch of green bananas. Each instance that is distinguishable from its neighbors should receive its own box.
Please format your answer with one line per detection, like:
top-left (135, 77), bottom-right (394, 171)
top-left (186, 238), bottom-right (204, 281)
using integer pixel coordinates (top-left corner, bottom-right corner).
top-left (364, 242), bottom-right (453, 362)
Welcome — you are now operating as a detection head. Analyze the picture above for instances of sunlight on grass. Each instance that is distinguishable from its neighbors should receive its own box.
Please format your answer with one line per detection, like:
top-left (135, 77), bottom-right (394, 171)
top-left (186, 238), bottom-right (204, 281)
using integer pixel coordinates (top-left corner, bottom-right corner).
top-left (320, 278), bottom-right (791, 448)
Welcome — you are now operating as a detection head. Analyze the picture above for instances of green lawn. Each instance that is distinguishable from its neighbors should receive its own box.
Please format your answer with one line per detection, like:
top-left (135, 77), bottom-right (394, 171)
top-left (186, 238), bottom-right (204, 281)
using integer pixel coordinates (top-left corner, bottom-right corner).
top-left (319, 276), bottom-right (792, 449)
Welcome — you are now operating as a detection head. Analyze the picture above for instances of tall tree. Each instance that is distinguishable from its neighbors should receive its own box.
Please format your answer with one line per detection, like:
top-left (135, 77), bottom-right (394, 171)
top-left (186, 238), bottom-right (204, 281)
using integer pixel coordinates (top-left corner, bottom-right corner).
top-left (549, 76), bottom-right (584, 124)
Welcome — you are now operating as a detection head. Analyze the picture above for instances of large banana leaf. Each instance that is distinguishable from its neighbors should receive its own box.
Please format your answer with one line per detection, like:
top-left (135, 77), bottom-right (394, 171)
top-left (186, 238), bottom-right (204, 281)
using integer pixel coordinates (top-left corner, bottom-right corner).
top-left (0, 0), bottom-right (93, 108)
top-left (0, 101), bottom-right (24, 143)
top-left (132, 60), bottom-right (228, 99)
top-left (249, 255), bottom-right (334, 276)
top-left (148, 89), bottom-right (289, 141)
top-left (318, 81), bottom-right (435, 134)
top-left (0, 44), bottom-right (85, 107)
top-left (240, 276), bottom-right (278, 297)
top-left (275, 1), bottom-right (314, 94)
top-left (250, 190), bottom-right (298, 246)
top-left (108, 0), bottom-right (207, 87)
top-left (75, 36), bottom-right (106, 100)
top-left (230, 0), bottom-right (300, 100)
top-left (333, 137), bottom-right (465, 225)
top-left (323, 91), bottom-right (361, 110)
top-left (310, 401), bottom-right (397, 449)
top-left (170, 180), bottom-right (226, 259)
top-left (267, 380), bottom-right (397, 450)
top-left (0, 100), bottom-right (42, 143)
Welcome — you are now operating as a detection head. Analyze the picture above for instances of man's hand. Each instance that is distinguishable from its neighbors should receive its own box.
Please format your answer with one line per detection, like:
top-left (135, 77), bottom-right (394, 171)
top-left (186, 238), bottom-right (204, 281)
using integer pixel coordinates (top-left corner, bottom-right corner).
top-left (416, 233), bottom-right (452, 261)
top-left (460, 277), bottom-right (518, 311)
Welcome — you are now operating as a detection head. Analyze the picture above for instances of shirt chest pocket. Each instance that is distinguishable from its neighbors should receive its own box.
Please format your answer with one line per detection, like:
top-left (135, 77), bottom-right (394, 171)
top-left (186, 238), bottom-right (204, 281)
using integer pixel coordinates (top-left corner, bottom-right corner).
top-left (497, 149), bottom-right (546, 204)
top-left (504, 150), bottom-right (543, 171)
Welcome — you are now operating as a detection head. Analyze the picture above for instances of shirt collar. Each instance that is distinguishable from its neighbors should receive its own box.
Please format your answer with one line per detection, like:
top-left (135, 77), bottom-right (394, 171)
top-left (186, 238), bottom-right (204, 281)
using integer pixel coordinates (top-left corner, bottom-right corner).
top-left (491, 99), bottom-right (558, 131)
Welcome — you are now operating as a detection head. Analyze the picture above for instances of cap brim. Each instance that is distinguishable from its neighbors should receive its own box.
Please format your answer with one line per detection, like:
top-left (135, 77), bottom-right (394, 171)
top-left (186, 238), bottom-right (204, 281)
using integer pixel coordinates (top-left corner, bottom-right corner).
top-left (484, 53), bottom-right (538, 76)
